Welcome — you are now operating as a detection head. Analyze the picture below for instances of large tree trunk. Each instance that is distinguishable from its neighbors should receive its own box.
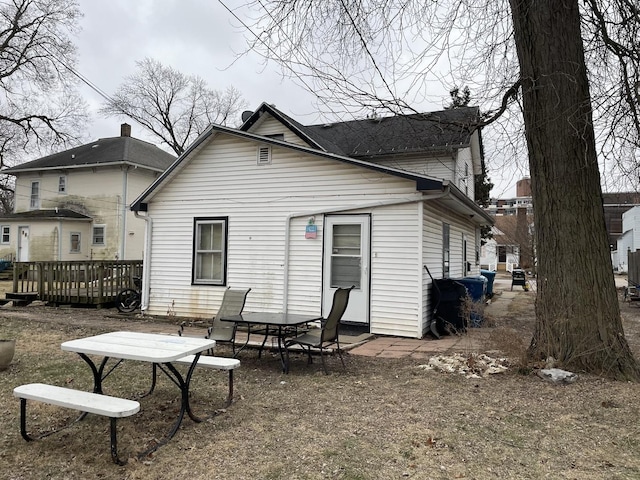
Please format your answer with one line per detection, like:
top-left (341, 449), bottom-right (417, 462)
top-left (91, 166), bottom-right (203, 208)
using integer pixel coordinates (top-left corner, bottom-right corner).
top-left (509, 0), bottom-right (639, 380)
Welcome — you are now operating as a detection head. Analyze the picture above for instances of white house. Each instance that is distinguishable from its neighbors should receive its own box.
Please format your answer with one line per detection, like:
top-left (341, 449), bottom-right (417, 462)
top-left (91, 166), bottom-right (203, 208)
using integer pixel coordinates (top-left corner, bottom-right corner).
top-left (614, 206), bottom-right (640, 272)
top-left (131, 103), bottom-right (493, 338)
top-left (0, 124), bottom-right (175, 262)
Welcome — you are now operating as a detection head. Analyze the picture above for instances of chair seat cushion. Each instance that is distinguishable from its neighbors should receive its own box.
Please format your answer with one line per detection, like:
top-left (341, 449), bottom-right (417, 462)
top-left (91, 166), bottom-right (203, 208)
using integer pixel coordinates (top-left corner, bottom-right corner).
top-left (286, 330), bottom-right (322, 347)
top-left (208, 326), bottom-right (235, 342)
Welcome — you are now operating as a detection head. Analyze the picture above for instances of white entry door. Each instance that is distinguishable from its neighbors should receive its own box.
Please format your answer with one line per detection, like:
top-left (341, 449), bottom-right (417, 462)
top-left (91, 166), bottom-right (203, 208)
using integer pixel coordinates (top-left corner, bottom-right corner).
top-left (322, 215), bottom-right (370, 324)
top-left (18, 226), bottom-right (29, 262)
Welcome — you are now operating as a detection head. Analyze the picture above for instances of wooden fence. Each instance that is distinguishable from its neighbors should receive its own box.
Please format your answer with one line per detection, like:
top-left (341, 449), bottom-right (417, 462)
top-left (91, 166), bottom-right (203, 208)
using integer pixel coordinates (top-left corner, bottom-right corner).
top-left (12, 260), bottom-right (143, 306)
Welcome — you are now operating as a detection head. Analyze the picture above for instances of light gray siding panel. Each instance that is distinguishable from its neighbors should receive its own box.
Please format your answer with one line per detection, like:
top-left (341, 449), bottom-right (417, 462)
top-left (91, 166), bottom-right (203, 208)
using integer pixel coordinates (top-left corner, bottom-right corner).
top-left (374, 154), bottom-right (456, 183)
top-left (368, 203), bottom-right (422, 337)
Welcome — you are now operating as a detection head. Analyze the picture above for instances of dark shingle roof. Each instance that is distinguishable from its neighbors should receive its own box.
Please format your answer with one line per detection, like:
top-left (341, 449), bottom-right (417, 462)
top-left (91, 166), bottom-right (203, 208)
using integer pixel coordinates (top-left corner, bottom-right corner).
top-left (0, 209), bottom-right (92, 221)
top-left (3, 136), bottom-right (176, 174)
top-left (304, 107), bottom-right (481, 158)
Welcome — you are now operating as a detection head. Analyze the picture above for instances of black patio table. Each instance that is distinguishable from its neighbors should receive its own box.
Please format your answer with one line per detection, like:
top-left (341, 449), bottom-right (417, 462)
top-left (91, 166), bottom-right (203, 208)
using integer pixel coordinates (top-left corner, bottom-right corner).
top-left (220, 312), bottom-right (322, 372)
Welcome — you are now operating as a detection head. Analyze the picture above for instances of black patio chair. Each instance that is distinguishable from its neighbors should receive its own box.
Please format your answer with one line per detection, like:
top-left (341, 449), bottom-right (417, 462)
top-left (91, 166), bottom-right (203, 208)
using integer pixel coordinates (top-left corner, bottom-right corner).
top-left (284, 286), bottom-right (354, 374)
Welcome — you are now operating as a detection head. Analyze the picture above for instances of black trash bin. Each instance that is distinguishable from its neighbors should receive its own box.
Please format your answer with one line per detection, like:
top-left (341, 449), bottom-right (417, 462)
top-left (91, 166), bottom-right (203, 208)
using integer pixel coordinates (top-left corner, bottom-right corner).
top-left (431, 278), bottom-right (468, 335)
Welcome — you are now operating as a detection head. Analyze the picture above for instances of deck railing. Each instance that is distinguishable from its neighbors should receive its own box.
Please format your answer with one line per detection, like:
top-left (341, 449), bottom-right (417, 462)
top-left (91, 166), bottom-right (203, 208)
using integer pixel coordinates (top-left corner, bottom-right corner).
top-left (12, 260), bottom-right (143, 306)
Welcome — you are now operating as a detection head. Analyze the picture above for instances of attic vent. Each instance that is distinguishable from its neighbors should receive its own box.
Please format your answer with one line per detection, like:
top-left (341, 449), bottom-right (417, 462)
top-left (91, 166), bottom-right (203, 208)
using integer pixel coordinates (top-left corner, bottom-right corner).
top-left (257, 145), bottom-right (271, 165)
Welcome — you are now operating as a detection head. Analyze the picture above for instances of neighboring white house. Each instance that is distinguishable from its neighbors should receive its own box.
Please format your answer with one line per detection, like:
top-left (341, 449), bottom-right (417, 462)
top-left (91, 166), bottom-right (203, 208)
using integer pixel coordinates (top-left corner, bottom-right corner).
top-left (480, 235), bottom-right (520, 272)
top-left (479, 215), bottom-right (523, 272)
top-left (131, 103), bottom-right (494, 338)
top-left (0, 124), bottom-right (175, 262)
top-left (614, 206), bottom-right (640, 272)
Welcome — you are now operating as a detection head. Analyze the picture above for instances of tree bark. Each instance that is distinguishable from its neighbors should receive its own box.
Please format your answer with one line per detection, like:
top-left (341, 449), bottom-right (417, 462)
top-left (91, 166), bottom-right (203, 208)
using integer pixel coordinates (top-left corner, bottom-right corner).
top-left (509, 0), bottom-right (639, 379)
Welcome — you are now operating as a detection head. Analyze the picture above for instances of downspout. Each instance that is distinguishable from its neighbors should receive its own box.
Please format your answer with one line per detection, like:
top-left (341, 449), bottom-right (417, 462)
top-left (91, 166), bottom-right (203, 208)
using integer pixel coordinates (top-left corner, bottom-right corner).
top-left (134, 210), bottom-right (152, 314)
top-left (57, 220), bottom-right (62, 260)
top-left (120, 170), bottom-right (128, 260)
top-left (281, 187), bottom-right (452, 312)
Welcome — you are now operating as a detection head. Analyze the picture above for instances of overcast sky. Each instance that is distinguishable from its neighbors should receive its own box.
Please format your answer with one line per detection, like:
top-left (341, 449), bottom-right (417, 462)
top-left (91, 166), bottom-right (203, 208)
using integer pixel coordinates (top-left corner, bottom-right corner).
top-left (73, 0), bottom-right (519, 196)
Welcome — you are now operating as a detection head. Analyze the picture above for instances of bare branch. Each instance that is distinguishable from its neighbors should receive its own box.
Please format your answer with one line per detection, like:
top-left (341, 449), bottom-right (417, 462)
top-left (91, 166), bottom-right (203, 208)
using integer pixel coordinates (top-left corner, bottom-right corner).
top-left (100, 58), bottom-right (248, 155)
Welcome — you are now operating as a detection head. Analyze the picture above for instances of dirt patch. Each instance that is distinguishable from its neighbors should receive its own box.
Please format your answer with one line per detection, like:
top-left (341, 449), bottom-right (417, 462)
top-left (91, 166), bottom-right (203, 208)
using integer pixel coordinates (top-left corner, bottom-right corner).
top-left (1, 289), bottom-right (640, 479)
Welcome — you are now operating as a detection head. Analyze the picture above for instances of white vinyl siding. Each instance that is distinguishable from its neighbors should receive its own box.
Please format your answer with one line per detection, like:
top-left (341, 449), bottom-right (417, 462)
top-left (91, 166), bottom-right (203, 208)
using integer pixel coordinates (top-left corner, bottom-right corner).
top-left (374, 154), bottom-right (456, 182)
top-left (143, 128), bottom-right (483, 338)
top-left (144, 133), bottom-right (421, 322)
top-left (247, 115), bottom-right (315, 147)
top-left (368, 203), bottom-right (422, 337)
top-left (422, 201), bottom-right (479, 337)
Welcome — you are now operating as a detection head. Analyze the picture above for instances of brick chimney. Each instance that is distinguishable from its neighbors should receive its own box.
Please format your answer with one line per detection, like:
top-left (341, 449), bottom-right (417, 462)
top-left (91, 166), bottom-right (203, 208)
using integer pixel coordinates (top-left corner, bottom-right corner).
top-left (120, 123), bottom-right (131, 137)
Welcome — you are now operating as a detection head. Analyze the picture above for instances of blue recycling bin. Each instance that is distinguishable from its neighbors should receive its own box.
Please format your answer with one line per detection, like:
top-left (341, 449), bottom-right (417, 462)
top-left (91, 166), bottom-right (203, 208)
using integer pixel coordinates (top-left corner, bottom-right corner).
top-left (456, 276), bottom-right (488, 327)
top-left (457, 276), bottom-right (487, 303)
top-left (480, 269), bottom-right (496, 298)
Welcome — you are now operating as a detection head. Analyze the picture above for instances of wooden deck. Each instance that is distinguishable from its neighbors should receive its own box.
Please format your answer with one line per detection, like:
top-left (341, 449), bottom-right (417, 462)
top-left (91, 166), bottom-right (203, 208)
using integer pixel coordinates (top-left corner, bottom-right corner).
top-left (9, 261), bottom-right (142, 307)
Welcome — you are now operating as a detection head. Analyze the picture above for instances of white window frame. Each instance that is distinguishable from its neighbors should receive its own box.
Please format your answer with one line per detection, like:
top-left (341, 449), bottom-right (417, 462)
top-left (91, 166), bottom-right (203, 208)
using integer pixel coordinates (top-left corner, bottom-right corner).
top-left (58, 175), bottom-right (67, 193)
top-left (30, 181), bottom-right (40, 209)
top-left (92, 225), bottom-right (106, 246)
top-left (442, 223), bottom-right (450, 278)
top-left (1, 225), bottom-right (9, 244)
top-left (70, 232), bottom-right (81, 253)
top-left (192, 217), bottom-right (227, 285)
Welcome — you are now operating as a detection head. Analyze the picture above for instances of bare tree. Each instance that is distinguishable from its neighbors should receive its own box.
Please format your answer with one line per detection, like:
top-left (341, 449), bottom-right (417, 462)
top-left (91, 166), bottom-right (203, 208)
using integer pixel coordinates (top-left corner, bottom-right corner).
top-left (100, 58), bottom-right (248, 156)
top-left (0, 0), bottom-right (87, 170)
top-left (245, 0), bottom-right (640, 379)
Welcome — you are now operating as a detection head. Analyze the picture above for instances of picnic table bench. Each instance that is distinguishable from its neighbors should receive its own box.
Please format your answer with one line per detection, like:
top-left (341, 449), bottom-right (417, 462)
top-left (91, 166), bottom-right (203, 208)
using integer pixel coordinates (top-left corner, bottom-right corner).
top-left (13, 383), bottom-right (140, 465)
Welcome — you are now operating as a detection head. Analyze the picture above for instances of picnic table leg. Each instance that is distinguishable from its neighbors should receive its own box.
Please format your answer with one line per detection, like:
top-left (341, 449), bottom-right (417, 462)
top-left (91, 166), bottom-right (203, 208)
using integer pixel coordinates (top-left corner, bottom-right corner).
top-left (109, 417), bottom-right (127, 465)
top-left (76, 354), bottom-right (123, 395)
top-left (138, 354), bottom-right (203, 459)
top-left (141, 363), bottom-right (158, 397)
top-left (18, 398), bottom-right (33, 442)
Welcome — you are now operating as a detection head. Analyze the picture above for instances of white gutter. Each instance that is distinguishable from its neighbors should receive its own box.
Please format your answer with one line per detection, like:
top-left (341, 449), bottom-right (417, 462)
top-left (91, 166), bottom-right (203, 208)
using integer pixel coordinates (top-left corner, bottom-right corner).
top-left (281, 187), bottom-right (453, 312)
top-left (57, 220), bottom-right (62, 260)
top-left (134, 211), bottom-right (152, 314)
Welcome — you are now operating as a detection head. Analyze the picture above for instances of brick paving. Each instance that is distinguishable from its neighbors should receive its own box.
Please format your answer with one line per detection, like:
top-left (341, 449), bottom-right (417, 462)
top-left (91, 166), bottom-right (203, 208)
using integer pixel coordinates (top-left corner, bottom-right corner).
top-left (347, 273), bottom-right (521, 359)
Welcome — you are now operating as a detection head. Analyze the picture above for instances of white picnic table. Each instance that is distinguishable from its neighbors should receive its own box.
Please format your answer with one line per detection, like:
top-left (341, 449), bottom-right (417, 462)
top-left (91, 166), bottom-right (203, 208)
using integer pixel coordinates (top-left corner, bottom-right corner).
top-left (61, 331), bottom-right (216, 457)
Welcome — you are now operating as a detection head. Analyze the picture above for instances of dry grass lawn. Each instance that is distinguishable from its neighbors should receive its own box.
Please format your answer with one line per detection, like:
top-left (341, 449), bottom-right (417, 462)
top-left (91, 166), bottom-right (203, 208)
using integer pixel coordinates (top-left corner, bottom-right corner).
top-left (1, 286), bottom-right (640, 479)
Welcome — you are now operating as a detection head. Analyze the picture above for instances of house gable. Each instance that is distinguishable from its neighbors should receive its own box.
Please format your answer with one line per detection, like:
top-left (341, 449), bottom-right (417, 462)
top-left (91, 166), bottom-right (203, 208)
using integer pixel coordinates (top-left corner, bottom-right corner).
top-left (131, 124), bottom-right (454, 212)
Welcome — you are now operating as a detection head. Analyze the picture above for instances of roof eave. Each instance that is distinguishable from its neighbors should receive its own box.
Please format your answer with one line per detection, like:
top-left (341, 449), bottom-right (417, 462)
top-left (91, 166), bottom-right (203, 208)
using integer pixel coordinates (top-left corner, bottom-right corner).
top-left (3, 161), bottom-right (167, 175)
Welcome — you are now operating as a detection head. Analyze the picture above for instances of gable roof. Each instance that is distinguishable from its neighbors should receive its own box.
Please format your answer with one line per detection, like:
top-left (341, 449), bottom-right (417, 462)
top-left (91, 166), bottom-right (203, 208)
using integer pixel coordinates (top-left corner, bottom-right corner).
top-left (240, 102), bottom-right (481, 158)
top-left (132, 123), bottom-right (446, 210)
top-left (308, 108), bottom-right (480, 159)
top-left (131, 120), bottom-right (493, 225)
top-left (2, 134), bottom-right (176, 174)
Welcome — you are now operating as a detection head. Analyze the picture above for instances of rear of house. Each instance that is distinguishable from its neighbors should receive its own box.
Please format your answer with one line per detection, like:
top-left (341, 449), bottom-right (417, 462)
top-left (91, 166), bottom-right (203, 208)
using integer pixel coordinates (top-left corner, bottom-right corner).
top-left (132, 104), bottom-right (492, 338)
